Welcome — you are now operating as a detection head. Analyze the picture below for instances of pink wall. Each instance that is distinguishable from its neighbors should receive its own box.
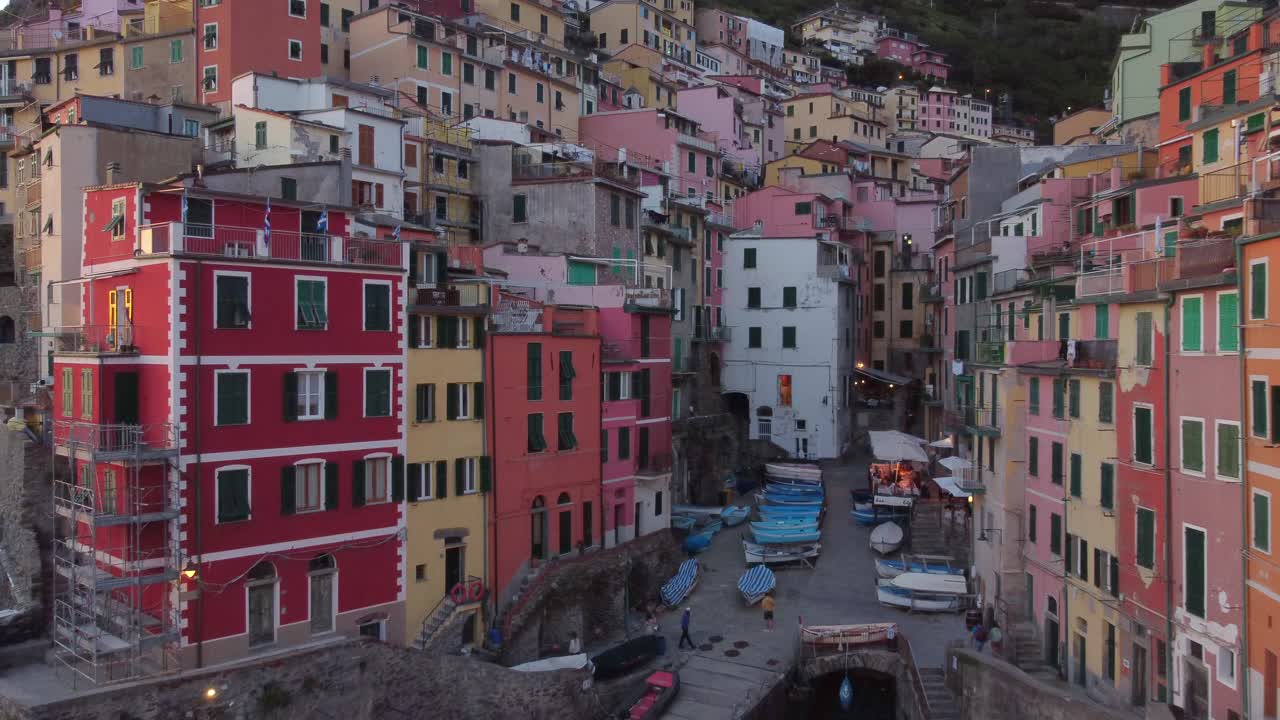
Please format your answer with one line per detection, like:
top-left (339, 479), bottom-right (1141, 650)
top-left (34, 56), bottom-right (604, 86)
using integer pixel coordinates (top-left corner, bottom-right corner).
top-left (1136, 177), bottom-right (1198, 229)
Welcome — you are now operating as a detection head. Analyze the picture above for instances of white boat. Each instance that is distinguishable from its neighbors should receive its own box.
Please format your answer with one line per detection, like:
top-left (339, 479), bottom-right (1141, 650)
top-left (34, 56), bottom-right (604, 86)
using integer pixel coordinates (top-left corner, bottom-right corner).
top-left (869, 522), bottom-right (904, 555)
top-left (743, 540), bottom-right (821, 565)
top-left (765, 462), bottom-right (823, 481)
top-left (891, 572), bottom-right (968, 595)
top-left (876, 584), bottom-right (962, 613)
top-left (874, 554), bottom-right (962, 579)
top-left (672, 504), bottom-right (725, 517)
top-left (511, 653), bottom-right (593, 672)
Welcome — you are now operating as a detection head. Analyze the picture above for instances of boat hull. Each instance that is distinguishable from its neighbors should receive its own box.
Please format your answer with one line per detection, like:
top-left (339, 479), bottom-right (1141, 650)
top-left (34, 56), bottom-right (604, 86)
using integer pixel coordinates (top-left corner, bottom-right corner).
top-left (869, 522), bottom-right (904, 555)
top-left (891, 571), bottom-right (968, 595)
top-left (661, 559), bottom-right (700, 606)
top-left (591, 636), bottom-right (665, 680)
top-left (765, 463), bottom-right (823, 481)
top-left (876, 586), bottom-right (961, 612)
top-left (800, 623), bottom-right (898, 647)
top-left (743, 540), bottom-right (821, 564)
top-left (719, 506), bottom-right (750, 526)
top-left (753, 527), bottom-right (821, 544)
top-left (627, 671), bottom-right (679, 720)
top-left (874, 557), bottom-right (963, 579)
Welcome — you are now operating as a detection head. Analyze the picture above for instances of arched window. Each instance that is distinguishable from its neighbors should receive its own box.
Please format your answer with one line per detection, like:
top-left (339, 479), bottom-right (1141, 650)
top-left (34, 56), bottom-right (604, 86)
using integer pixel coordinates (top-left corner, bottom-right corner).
top-left (248, 561), bottom-right (276, 581)
top-left (309, 554), bottom-right (335, 573)
top-left (531, 496), bottom-right (547, 560)
top-left (557, 492), bottom-right (571, 505)
top-left (532, 495), bottom-right (546, 510)
top-left (1046, 595), bottom-right (1058, 617)
top-left (0, 316), bottom-right (14, 344)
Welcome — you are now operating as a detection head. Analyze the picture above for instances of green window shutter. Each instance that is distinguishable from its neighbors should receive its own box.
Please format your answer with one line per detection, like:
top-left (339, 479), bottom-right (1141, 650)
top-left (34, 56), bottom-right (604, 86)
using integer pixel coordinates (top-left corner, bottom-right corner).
top-left (1052, 379), bottom-right (1064, 418)
top-left (1100, 463), bottom-right (1114, 509)
top-left (601, 429), bottom-right (609, 463)
top-left (479, 456), bottom-right (492, 493)
top-left (1182, 297), bottom-right (1202, 352)
top-left (1051, 442), bottom-right (1063, 485)
top-left (1182, 419), bottom-right (1204, 472)
top-left (1065, 532), bottom-right (1074, 572)
top-left (1223, 70), bottom-right (1236, 105)
top-left (783, 286), bottom-right (797, 307)
top-left (324, 462), bottom-right (339, 510)
top-left (392, 456), bottom-right (405, 502)
top-left (559, 350), bottom-right (574, 400)
top-left (1164, 231), bottom-right (1178, 257)
top-left (1094, 305), bottom-right (1109, 339)
top-left (527, 343), bottom-right (542, 400)
top-left (1218, 292), bottom-right (1239, 352)
top-left (455, 458), bottom-right (466, 496)
top-left (436, 460), bottom-right (448, 499)
top-left (1254, 492), bottom-right (1271, 551)
top-left (351, 460), bottom-right (366, 507)
top-left (446, 383), bottom-right (459, 420)
top-left (417, 46), bottom-right (429, 69)
top-left (1248, 112), bottom-right (1265, 133)
top-left (1050, 513), bottom-right (1062, 555)
top-left (1135, 407), bottom-right (1153, 464)
top-left (1178, 87), bottom-right (1191, 121)
top-left (1099, 382), bottom-right (1113, 424)
top-left (747, 287), bottom-right (761, 307)
top-left (170, 38), bottom-right (183, 63)
top-left (1252, 262), bottom-right (1268, 319)
top-left (1203, 128), bottom-right (1219, 164)
top-left (1075, 208), bottom-right (1085, 234)
top-left (1217, 423), bottom-right (1239, 478)
top-left (1029, 505), bottom-right (1037, 543)
top-left (217, 469), bottom-right (250, 522)
top-left (1253, 380), bottom-right (1268, 437)
top-left (1137, 508), bottom-right (1155, 568)
top-left (1069, 453), bottom-right (1082, 498)
top-left (283, 371), bottom-right (298, 422)
top-left (474, 382), bottom-right (485, 419)
top-left (280, 466), bottom-right (297, 515)
top-left (1079, 538), bottom-right (1088, 582)
top-left (1029, 377), bottom-right (1040, 415)
top-left (1068, 379), bottom-right (1080, 418)
top-left (619, 427), bottom-right (630, 459)
top-left (217, 372), bottom-right (248, 425)
top-left (744, 247), bottom-right (756, 268)
top-left (748, 326), bottom-right (761, 347)
top-left (1028, 436), bottom-right (1039, 476)
top-left (1136, 312), bottom-right (1154, 365)
top-left (324, 371), bottom-right (338, 420)
top-left (976, 272), bottom-right (988, 300)
top-left (1185, 527), bottom-right (1206, 617)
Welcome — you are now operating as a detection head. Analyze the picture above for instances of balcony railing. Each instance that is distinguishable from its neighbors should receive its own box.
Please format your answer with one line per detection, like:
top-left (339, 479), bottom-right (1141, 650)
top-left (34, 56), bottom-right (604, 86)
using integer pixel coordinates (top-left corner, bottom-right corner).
top-left (993, 268), bottom-right (1028, 294)
top-left (892, 252), bottom-right (932, 272)
top-left (53, 420), bottom-right (176, 456)
top-left (1067, 339), bottom-right (1117, 370)
top-left (51, 325), bottom-right (137, 354)
top-left (706, 208), bottom-right (734, 227)
top-left (817, 263), bottom-right (854, 281)
top-left (512, 160), bottom-right (637, 186)
top-left (694, 325), bottom-right (731, 343)
top-left (138, 222), bottom-right (401, 268)
top-left (412, 283), bottom-right (487, 307)
top-left (1199, 161), bottom-right (1249, 206)
top-left (920, 281), bottom-right (944, 303)
top-left (976, 341), bottom-right (1005, 365)
top-left (625, 287), bottom-right (672, 309)
top-left (638, 452), bottom-right (674, 475)
top-left (677, 132), bottom-right (718, 154)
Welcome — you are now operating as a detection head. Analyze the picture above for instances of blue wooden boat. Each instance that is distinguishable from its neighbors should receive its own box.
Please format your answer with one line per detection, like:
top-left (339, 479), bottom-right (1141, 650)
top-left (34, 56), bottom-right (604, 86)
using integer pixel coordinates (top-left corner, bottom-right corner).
top-left (671, 515), bottom-right (696, 531)
top-left (751, 519), bottom-right (820, 532)
top-left (695, 518), bottom-right (724, 536)
top-left (768, 480), bottom-right (824, 493)
top-left (661, 559), bottom-right (699, 606)
top-left (738, 565), bottom-right (776, 605)
top-left (759, 493), bottom-right (824, 507)
top-left (757, 507), bottom-right (822, 521)
top-left (683, 533), bottom-right (712, 554)
top-left (719, 506), bottom-right (750, 526)
top-left (874, 555), bottom-right (963, 579)
top-left (765, 485), bottom-right (824, 498)
top-left (753, 526), bottom-right (821, 544)
top-left (851, 502), bottom-right (909, 526)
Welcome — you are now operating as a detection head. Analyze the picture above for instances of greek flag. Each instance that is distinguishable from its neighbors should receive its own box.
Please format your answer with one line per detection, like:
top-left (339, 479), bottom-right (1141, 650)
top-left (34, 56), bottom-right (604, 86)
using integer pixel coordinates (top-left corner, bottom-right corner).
top-left (263, 197), bottom-right (272, 247)
top-left (181, 189), bottom-right (188, 224)
top-left (317, 207), bottom-right (329, 234)
top-left (393, 223), bottom-right (401, 241)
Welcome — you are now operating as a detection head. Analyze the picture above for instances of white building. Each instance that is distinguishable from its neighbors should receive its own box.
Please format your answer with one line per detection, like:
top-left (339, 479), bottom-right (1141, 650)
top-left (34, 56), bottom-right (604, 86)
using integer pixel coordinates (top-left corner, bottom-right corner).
top-left (722, 226), bottom-right (856, 460)
top-left (742, 17), bottom-right (785, 68)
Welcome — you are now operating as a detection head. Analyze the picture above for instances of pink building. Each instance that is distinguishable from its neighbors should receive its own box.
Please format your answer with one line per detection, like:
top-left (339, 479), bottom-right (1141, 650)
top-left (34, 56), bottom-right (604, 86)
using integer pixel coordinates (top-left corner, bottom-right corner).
top-left (912, 49), bottom-right (950, 82)
top-left (579, 108), bottom-right (722, 201)
top-left (699, 44), bottom-right (750, 76)
top-left (876, 33), bottom-right (948, 81)
top-left (694, 9), bottom-right (747, 54)
top-left (676, 85), bottom-right (757, 176)
top-left (920, 87), bottom-right (958, 134)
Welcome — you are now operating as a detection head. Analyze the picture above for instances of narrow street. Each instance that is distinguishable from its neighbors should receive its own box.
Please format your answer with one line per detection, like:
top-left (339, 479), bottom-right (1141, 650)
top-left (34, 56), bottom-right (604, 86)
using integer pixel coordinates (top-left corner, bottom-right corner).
top-left (657, 456), bottom-right (968, 719)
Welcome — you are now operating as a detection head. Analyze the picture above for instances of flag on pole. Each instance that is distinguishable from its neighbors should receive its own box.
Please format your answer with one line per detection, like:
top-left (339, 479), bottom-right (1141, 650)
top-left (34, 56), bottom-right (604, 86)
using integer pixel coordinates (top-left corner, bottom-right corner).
top-left (317, 207), bottom-right (329, 235)
top-left (393, 223), bottom-right (401, 242)
top-left (263, 197), bottom-right (272, 247)
top-left (181, 189), bottom-right (189, 225)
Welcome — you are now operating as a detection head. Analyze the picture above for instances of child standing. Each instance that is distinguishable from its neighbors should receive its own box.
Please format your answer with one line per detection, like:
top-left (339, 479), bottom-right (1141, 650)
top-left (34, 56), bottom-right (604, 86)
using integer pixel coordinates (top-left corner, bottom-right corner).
top-left (761, 592), bottom-right (776, 632)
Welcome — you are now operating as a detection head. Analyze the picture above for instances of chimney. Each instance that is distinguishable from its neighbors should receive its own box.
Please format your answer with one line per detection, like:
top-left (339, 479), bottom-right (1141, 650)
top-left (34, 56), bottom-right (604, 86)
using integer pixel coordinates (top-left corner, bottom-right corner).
top-left (1249, 23), bottom-right (1264, 52)
top-left (1160, 63), bottom-right (1174, 86)
top-left (1202, 42), bottom-right (1217, 70)
top-left (1110, 160), bottom-right (1121, 189)
top-left (105, 161), bottom-right (120, 185)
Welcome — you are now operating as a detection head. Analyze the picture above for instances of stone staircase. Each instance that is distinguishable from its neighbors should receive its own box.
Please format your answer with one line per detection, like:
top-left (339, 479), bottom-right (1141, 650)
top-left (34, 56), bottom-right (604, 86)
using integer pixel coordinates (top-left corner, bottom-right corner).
top-left (415, 597), bottom-right (459, 650)
top-left (908, 503), bottom-right (969, 567)
top-left (919, 667), bottom-right (961, 720)
top-left (1008, 622), bottom-right (1060, 684)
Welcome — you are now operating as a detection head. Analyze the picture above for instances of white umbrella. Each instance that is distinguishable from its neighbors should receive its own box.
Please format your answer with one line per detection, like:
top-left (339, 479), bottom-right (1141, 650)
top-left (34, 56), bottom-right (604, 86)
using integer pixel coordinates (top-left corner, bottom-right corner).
top-left (939, 456), bottom-right (973, 471)
top-left (933, 476), bottom-right (971, 498)
top-left (928, 437), bottom-right (953, 449)
top-left (869, 430), bottom-right (930, 463)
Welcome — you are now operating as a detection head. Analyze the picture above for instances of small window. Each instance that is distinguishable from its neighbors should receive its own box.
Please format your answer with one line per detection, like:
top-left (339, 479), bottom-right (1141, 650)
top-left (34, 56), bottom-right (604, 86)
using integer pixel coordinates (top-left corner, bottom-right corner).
top-left (289, 0), bottom-right (307, 18)
top-left (216, 467), bottom-right (250, 523)
top-left (415, 383), bottom-right (436, 422)
top-left (743, 247), bottom-right (757, 268)
top-left (513, 194), bottom-right (528, 223)
top-left (364, 282), bottom-right (391, 331)
top-left (215, 371), bottom-right (249, 426)
top-left (215, 274), bottom-right (250, 328)
top-left (294, 461), bottom-right (324, 513)
top-left (782, 326), bottom-right (797, 348)
top-left (129, 45), bottom-right (144, 69)
top-left (296, 370), bottom-right (325, 420)
top-left (288, 39), bottom-right (303, 61)
top-left (364, 369), bottom-right (392, 418)
top-left (1254, 490), bottom-right (1272, 553)
top-left (363, 457), bottom-right (391, 504)
top-left (280, 177), bottom-right (297, 201)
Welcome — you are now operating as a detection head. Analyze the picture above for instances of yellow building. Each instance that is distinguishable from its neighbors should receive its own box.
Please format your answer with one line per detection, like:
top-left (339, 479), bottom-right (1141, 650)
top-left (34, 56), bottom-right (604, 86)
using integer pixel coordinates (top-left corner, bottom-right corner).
top-left (783, 91), bottom-right (885, 152)
top-left (588, 0), bottom-right (696, 66)
top-left (604, 55), bottom-right (677, 110)
top-left (420, 118), bottom-right (479, 244)
top-left (475, 0), bottom-right (568, 44)
top-left (405, 246), bottom-right (492, 649)
top-left (869, 235), bottom-right (931, 374)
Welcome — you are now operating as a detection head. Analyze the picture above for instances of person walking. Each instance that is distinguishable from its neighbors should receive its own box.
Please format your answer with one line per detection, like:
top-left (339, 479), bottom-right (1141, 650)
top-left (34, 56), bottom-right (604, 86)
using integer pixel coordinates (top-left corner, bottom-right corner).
top-left (971, 622), bottom-right (989, 653)
top-left (678, 607), bottom-right (695, 649)
top-left (761, 592), bottom-right (776, 632)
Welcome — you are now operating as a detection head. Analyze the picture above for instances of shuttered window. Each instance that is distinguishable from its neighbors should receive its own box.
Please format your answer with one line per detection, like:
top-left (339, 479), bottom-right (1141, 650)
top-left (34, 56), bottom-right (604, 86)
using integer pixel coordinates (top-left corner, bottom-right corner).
top-left (1217, 422), bottom-right (1240, 479)
top-left (1218, 292), bottom-right (1238, 352)
top-left (527, 342), bottom-right (543, 400)
top-left (1134, 406), bottom-right (1154, 465)
top-left (1052, 379), bottom-right (1065, 418)
top-left (216, 468), bottom-right (250, 523)
top-left (364, 369), bottom-right (391, 417)
top-left (415, 383), bottom-right (435, 422)
top-left (1181, 296), bottom-right (1202, 352)
top-left (363, 282), bottom-right (391, 331)
top-left (1028, 505), bottom-right (1037, 543)
top-left (527, 413), bottom-right (547, 453)
top-left (215, 371), bottom-right (249, 426)
top-left (1136, 311), bottom-right (1154, 365)
top-left (1184, 526), bottom-right (1206, 618)
top-left (1252, 379), bottom-right (1268, 438)
top-left (1068, 379), bottom-right (1080, 419)
top-left (1137, 507), bottom-right (1156, 569)
top-left (1178, 87), bottom-right (1191, 121)
top-left (1254, 491), bottom-right (1272, 553)
top-left (215, 274), bottom-right (250, 328)
top-left (1222, 69), bottom-right (1237, 105)
top-left (1181, 418), bottom-right (1204, 473)
top-left (1099, 382), bottom-right (1113, 423)
top-left (1069, 453), bottom-right (1082, 498)
top-left (1203, 128), bottom-right (1219, 164)
top-left (1251, 261), bottom-right (1267, 320)
top-left (1051, 441), bottom-right (1063, 485)
top-left (1094, 305), bottom-right (1109, 339)
top-left (744, 247), bottom-right (757, 268)
top-left (1050, 513), bottom-right (1062, 555)
top-left (557, 412), bottom-right (577, 450)
top-left (618, 427), bottom-right (630, 459)
top-left (1028, 436), bottom-right (1039, 476)
top-left (297, 279), bottom-right (327, 329)
top-left (1100, 463), bottom-right (1114, 510)
top-left (1028, 378), bottom-right (1040, 415)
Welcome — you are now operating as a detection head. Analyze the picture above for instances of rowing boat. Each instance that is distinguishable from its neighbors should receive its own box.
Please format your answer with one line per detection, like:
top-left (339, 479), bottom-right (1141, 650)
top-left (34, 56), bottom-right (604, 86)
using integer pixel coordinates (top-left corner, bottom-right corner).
top-left (869, 521), bottom-right (904, 555)
top-left (742, 540), bottom-right (821, 564)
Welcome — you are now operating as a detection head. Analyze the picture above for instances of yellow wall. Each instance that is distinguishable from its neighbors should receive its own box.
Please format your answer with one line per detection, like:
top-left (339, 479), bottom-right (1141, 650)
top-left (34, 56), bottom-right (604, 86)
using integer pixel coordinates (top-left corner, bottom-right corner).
top-left (605, 60), bottom-right (675, 110)
top-left (764, 154), bottom-right (826, 186)
top-left (404, 309), bottom-right (489, 645)
top-left (784, 94), bottom-right (858, 149)
top-left (590, 0), bottom-right (694, 60)
top-left (475, 0), bottom-right (567, 42)
top-left (1057, 150), bottom-right (1158, 179)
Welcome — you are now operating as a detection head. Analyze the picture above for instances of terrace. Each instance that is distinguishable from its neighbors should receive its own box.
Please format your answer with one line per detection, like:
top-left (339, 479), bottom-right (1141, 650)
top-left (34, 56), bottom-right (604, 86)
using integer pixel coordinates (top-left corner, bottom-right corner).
top-left (1076, 229), bottom-right (1236, 296)
top-left (137, 222), bottom-right (402, 268)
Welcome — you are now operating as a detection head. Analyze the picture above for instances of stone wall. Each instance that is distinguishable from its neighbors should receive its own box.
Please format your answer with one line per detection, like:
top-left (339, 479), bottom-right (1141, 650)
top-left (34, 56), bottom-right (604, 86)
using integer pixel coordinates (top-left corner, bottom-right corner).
top-left (500, 530), bottom-right (684, 665)
top-left (945, 647), bottom-right (1131, 720)
top-left (0, 639), bottom-right (617, 720)
top-left (0, 285), bottom-right (39, 409)
top-left (796, 647), bottom-right (928, 720)
top-left (0, 429), bottom-right (48, 646)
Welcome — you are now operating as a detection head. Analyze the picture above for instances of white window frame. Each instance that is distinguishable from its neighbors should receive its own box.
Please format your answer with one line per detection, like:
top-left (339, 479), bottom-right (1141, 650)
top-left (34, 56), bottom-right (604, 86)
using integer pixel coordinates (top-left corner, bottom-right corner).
top-left (1254, 488), bottom-right (1273, 555)
top-left (110, 198), bottom-right (126, 240)
top-left (1180, 415), bottom-right (1206, 477)
top-left (456, 316), bottom-right (472, 348)
top-left (214, 464), bottom-right (252, 523)
top-left (214, 369), bottom-right (251, 426)
top-left (1215, 419), bottom-right (1241, 482)
top-left (294, 275), bottom-right (328, 330)
top-left (415, 315), bottom-right (433, 348)
top-left (1133, 402), bottom-right (1154, 467)
top-left (362, 280), bottom-right (393, 332)
top-left (363, 367), bottom-right (393, 419)
top-left (1098, 549), bottom-right (1116, 594)
top-left (202, 64), bottom-right (218, 93)
top-left (1217, 647), bottom-right (1237, 690)
top-left (288, 0), bottom-right (307, 18)
top-left (183, 118), bottom-right (200, 137)
top-left (1216, 289), bottom-right (1239, 354)
top-left (1180, 294), bottom-right (1204, 354)
top-left (453, 382), bottom-right (472, 420)
top-left (416, 252), bottom-right (438, 288)
top-left (202, 23), bottom-right (218, 51)
top-left (619, 371), bottom-right (632, 400)
top-left (296, 370), bottom-right (325, 421)
top-left (288, 39), bottom-right (303, 62)
top-left (363, 454), bottom-right (391, 504)
top-left (462, 457), bottom-right (478, 494)
top-left (412, 462), bottom-right (434, 501)
top-left (213, 270), bottom-right (252, 329)
top-left (1250, 257), bottom-right (1269, 320)
top-left (294, 459), bottom-right (325, 513)
top-left (1251, 375), bottom-right (1270, 439)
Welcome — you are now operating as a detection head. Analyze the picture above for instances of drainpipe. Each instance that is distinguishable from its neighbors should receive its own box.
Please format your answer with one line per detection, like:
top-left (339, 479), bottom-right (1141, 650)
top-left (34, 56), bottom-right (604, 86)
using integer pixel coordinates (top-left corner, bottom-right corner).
top-left (1061, 368), bottom-right (1070, 682)
top-left (1162, 291), bottom-right (1175, 690)
top-left (486, 324), bottom-right (498, 629)
top-left (193, 258), bottom-right (205, 668)
top-left (1235, 238), bottom-right (1250, 720)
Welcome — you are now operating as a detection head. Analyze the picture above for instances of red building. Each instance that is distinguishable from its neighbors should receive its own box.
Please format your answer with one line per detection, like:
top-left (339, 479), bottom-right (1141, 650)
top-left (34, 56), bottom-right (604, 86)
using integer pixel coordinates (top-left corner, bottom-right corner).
top-left (51, 181), bottom-right (406, 680)
top-left (196, 0), bottom-right (322, 106)
top-left (486, 297), bottom-right (603, 602)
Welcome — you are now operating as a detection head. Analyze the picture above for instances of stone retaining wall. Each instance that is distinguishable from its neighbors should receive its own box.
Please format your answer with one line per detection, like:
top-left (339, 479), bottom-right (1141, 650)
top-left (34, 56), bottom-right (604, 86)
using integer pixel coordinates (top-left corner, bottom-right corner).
top-left (946, 647), bottom-right (1132, 720)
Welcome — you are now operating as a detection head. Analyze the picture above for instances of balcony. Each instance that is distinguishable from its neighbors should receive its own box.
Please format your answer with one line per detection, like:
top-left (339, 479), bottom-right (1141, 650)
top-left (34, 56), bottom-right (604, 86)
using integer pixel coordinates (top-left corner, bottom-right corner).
top-left (512, 159), bottom-right (637, 186)
top-left (637, 452), bottom-right (674, 476)
top-left (891, 252), bottom-right (932, 272)
top-left (625, 287), bottom-right (672, 309)
top-left (817, 263), bottom-right (854, 281)
top-left (412, 283), bottom-right (486, 308)
top-left (51, 325), bottom-right (138, 355)
top-left (24, 180), bottom-right (40, 208)
top-left (677, 132), bottom-right (717, 154)
top-left (693, 325), bottom-right (731, 343)
top-left (53, 420), bottom-right (177, 462)
top-left (706, 208), bottom-right (734, 228)
top-left (138, 222), bottom-right (401, 268)
top-left (21, 241), bottom-right (40, 273)
top-left (1067, 339), bottom-right (1117, 371)
top-left (920, 282), bottom-right (944, 303)
top-left (1199, 161), bottom-right (1249, 206)
top-left (960, 403), bottom-right (1000, 437)
top-left (993, 268), bottom-right (1028, 294)
top-left (975, 341), bottom-right (1005, 365)
top-left (918, 334), bottom-right (943, 353)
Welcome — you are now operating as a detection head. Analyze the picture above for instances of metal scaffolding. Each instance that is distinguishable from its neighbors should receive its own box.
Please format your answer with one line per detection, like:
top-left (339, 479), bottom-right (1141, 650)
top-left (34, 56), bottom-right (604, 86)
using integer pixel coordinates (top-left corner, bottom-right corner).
top-left (51, 421), bottom-right (181, 686)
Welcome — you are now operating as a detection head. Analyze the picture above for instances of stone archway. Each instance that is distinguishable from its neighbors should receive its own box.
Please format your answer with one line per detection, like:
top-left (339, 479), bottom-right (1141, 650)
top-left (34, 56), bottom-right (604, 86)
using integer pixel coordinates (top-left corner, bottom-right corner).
top-left (798, 649), bottom-right (926, 720)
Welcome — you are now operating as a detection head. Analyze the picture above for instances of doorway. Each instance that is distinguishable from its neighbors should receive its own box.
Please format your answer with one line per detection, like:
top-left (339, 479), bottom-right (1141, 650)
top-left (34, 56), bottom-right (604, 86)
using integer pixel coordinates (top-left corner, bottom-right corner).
top-left (1045, 596), bottom-right (1060, 669)
top-left (1131, 644), bottom-right (1147, 707)
top-left (1023, 573), bottom-right (1034, 620)
top-left (1265, 650), bottom-right (1277, 718)
top-left (635, 501), bottom-right (643, 537)
top-left (614, 504), bottom-right (623, 546)
top-left (531, 496), bottom-right (547, 561)
top-left (445, 544), bottom-right (465, 593)
top-left (558, 509), bottom-right (572, 556)
top-left (246, 562), bottom-right (277, 648)
top-left (461, 611), bottom-right (476, 647)
top-left (1073, 633), bottom-right (1087, 687)
top-left (1183, 658), bottom-right (1208, 720)
top-left (113, 372), bottom-right (139, 425)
